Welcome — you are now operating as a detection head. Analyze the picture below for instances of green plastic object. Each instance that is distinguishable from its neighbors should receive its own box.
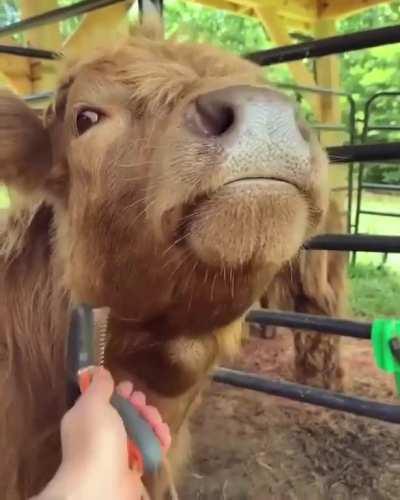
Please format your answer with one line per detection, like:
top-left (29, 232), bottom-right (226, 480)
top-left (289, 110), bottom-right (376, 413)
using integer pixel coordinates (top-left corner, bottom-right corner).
top-left (371, 319), bottom-right (400, 395)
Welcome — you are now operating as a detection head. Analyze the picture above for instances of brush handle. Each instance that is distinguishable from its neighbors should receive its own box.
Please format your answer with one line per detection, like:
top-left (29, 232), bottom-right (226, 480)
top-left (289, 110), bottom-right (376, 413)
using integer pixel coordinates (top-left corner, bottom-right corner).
top-left (78, 370), bottom-right (163, 474)
top-left (69, 304), bottom-right (163, 474)
top-left (110, 392), bottom-right (163, 474)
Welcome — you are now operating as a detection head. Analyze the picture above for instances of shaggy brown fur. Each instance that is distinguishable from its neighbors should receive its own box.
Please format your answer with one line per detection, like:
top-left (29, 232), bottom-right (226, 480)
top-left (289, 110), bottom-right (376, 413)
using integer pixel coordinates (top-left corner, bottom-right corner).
top-left (0, 19), bottom-right (329, 500)
top-left (259, 199), bottom-right (347, 391)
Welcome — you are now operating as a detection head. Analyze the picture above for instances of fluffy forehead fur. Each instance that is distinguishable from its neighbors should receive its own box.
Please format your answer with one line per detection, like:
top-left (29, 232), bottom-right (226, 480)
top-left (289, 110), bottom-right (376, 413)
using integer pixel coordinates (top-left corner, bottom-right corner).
top-left (59, 32), bottom-right (263, 105)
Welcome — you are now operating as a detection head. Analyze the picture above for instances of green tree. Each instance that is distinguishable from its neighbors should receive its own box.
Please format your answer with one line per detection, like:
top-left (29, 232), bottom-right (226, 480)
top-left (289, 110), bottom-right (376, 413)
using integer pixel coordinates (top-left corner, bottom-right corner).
top-left (338, 2), bottom-right (400, 184)
top-left (164, 0), bottom-right (292, 83)
top-left (0, 0), bottom-right (19, 25)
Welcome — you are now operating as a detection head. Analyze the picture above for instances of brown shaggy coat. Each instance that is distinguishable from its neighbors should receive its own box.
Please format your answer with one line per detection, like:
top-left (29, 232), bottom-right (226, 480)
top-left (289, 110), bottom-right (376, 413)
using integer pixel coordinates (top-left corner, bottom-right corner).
top-left (0, 21), bottom-right (329, 499)
top-left (260, 199), bottom-right (347, 390)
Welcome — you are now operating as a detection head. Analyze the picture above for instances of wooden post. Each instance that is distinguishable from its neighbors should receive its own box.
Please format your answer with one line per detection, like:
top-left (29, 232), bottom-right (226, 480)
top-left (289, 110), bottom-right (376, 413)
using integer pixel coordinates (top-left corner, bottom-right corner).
top-left (64, 3), bottom-right (130, 59)
top-left (319, 0), bottom-right (390, 19)
top-left (314, 18), bottom-right (347, 209)
top-left (256, 7), bottom-right (321, 118)
top-left (0, 35), bottom-right (32, 95)
top-left (294, 16), bottom-right (346, 391)
top-left (20, 0), bottom-right (61, 94)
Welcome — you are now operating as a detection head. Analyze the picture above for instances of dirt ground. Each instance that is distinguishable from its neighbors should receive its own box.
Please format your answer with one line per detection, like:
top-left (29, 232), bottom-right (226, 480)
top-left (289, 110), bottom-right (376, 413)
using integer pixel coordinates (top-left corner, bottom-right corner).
top-left (180, 330), bottom-right (400, 499)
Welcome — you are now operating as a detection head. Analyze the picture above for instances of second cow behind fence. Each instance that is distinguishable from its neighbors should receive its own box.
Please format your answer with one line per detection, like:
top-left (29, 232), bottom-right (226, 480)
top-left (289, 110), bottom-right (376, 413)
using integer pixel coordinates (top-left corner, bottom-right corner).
top-left (258, 199), bottom-right (347, 391)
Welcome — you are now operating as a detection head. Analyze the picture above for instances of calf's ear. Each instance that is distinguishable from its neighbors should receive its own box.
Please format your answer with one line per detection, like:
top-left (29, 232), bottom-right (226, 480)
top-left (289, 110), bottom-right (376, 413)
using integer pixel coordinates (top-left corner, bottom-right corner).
top-left (0, 89), bottom-right (52, 194)
top-left (140, 0), bottom-right (164, 40)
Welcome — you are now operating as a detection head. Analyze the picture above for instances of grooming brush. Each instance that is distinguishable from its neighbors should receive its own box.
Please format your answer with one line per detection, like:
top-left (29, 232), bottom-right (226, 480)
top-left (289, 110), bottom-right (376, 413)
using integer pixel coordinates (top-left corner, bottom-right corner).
top-left (67, 304), bottom-right (170, 475)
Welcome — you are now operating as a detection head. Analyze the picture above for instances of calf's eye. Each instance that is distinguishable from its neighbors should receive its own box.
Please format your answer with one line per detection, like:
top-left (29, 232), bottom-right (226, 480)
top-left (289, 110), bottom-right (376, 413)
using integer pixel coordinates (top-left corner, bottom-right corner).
top-left (76, 109), bottom-right (101, 135)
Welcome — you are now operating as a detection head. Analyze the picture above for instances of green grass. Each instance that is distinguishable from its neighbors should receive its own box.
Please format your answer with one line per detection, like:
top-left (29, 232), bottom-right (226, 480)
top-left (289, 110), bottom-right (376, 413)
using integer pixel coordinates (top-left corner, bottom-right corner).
top-left (349, 263), bottom-right (400, 319)
top-left (350, 191), bottom-right (400, 319)
top-left (349, 192), bottom-right (400, 319)
top-left (353, 192), bottom-right (400, 269)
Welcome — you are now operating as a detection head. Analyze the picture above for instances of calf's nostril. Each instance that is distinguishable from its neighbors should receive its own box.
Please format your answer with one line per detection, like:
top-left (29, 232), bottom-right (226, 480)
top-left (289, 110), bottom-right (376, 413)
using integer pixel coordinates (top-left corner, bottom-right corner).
top-left (186, 95), bottom-right (235, 137)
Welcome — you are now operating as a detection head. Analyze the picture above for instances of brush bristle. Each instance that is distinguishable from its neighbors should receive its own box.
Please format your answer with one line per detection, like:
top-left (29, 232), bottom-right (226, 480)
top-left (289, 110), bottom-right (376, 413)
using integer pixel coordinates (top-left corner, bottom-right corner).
top-left (93, 307), bottom-right (111, 366)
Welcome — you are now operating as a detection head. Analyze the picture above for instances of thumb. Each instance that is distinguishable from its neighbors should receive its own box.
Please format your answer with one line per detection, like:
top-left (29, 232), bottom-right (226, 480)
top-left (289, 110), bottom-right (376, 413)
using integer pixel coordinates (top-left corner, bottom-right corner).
top-left (83, 366), bottom-right (115, 404)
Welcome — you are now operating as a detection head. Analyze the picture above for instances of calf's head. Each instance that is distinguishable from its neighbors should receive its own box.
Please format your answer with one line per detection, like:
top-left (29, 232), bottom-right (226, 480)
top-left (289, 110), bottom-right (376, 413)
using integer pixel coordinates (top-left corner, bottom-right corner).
top-left (0, 27), bottom-right (328, 336)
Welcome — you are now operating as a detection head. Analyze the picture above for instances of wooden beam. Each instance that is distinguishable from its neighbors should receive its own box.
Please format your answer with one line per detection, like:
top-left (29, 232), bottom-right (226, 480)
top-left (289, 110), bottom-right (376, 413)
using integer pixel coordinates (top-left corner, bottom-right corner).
top-left (211, 0), bottom-right (317, 23)
top-left (314, 19), bottom-right (347, 207)
top-left (193, 0), bottom-right (317, 24)
top-left (191, 0), bottom-right (243, 12)
top-left (256, 7), bottom-right (320, 117)
top-left (319, 0), bottom-right (390, 19)
top-left (63, 3), bottom-right (129, 59)
top-left (191, 0), bottom-right (315, 33)
top-left (0, 33), bottom-right (32, 94)
top-left (253, 0), bottom-right (317, 23)
top-left (0, 54), bottom-right (31, 94)
top-left (0, 69), bottom-right (18, 93)
top-left (20, 0), bottom-right (62, 50)
top-left (20, 0), bottom-right (61, 93)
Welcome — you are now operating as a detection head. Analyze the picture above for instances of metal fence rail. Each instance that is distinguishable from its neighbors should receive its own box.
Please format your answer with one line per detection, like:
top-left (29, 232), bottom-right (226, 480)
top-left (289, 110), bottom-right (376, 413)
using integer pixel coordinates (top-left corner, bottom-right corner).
top-left (327, 142), bottom-right (400, 163)
top-left (304, 234), bottom-right (400, 253)
top-left (24, 91), bottom-right (54, 103)
top-left (213, 368), bottom-right (400, 424)
top-left (275, 82), bottom-right (351, 98)
top-left (0, 0), bottom-right (126, 37)
top-left (247, 24), bottom-right (400, 65)
top-left (228, 309), bottom-right (400, 424)
top-left (0, 45), bottom-right (59, 60)
top-left (247, 310), bottom-right (371, 339)
top-left (361, 182), bottom-right (400, 191)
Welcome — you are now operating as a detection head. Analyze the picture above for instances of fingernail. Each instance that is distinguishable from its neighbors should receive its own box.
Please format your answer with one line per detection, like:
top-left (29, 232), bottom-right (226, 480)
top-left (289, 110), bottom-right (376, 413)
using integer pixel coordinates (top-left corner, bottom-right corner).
top-left (93, 366), bottom-right (109, 380)
top-left (117, 381), bottom-right (134, 398)
top-left (130, 391), bottom-right (146, 407)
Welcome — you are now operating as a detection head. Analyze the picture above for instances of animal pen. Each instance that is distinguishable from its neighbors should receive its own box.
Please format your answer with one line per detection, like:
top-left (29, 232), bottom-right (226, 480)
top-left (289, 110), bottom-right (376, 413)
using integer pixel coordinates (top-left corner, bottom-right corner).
top-left (0, 0), bottom-right (399, 446)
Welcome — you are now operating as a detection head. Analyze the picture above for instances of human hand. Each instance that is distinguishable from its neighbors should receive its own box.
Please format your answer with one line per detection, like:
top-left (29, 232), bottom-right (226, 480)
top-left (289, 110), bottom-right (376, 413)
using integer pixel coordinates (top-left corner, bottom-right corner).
top-left (36, 367), bottom-right (144, 500)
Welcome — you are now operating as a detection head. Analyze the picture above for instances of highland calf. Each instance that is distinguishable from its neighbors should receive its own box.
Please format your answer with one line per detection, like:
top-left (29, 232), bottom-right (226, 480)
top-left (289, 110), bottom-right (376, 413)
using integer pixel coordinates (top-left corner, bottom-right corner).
top-left (0, 19), bottom-right (328, 499)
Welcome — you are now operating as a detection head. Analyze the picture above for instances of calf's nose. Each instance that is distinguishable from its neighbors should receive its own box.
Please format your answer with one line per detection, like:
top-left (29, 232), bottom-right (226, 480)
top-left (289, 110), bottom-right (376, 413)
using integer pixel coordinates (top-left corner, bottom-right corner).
top-left (186, 85), bottom-right (307, 141)
top-left (184, 84), bottom-right (312, 180)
